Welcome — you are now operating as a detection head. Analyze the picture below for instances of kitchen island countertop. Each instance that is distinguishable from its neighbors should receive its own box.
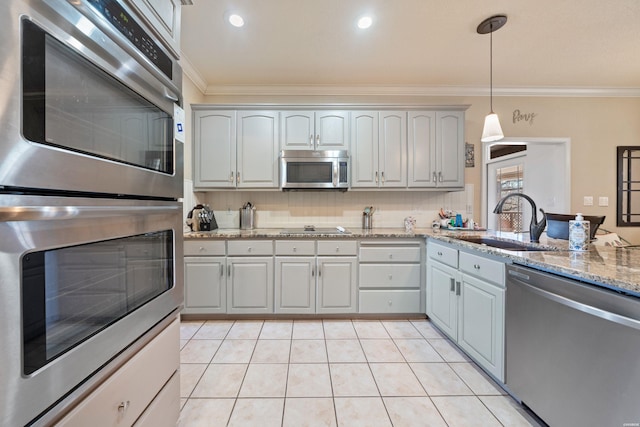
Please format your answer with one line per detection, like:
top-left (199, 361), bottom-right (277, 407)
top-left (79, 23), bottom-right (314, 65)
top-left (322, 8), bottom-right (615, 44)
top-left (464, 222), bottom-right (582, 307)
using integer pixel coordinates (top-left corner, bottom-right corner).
top-left (185, 227), bottom-right (640, 297)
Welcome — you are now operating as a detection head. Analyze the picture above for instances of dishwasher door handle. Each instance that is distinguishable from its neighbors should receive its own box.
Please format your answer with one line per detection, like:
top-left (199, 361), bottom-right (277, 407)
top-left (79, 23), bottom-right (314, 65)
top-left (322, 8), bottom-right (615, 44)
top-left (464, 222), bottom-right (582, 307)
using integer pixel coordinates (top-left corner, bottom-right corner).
top-left (514, 279), bottom-right (640, 331)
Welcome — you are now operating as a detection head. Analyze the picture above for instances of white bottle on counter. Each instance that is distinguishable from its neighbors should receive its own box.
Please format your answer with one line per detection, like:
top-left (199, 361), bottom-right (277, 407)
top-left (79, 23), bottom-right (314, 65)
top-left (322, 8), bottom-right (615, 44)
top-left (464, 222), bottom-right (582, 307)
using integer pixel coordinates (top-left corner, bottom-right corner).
top-left (569, 213), bottom-right (590, 251)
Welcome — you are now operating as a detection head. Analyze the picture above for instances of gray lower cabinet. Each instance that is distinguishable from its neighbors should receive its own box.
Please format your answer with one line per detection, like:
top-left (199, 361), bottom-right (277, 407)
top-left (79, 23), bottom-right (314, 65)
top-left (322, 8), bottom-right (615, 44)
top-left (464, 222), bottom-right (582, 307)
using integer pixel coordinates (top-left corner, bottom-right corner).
top-left (275, 240), bottom-right (357, 314)
top-left (227, 240), bottom-right (274, 314)
top-left (359, 239), bottom-right (423, 313)
top-left (426, 240), bottom-right (506, 381)
top-left (183, 241), bottom-right (227, 314)
top-left (316, 256), bottom-right (358, 313)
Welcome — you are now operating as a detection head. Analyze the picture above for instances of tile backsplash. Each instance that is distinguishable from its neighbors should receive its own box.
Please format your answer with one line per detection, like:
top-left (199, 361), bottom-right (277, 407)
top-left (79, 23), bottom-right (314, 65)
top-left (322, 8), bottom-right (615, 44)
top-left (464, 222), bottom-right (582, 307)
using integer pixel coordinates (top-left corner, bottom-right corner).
top-left (184, 180), bottom-right (474, 231)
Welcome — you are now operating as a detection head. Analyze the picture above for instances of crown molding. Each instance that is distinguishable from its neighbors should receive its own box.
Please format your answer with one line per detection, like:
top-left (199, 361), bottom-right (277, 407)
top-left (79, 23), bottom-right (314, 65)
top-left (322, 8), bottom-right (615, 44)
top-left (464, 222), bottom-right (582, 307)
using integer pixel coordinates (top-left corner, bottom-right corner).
top-left (199, 84), bottom-right (640, 98)
top-left (179, 54), bottom-right (208, 94)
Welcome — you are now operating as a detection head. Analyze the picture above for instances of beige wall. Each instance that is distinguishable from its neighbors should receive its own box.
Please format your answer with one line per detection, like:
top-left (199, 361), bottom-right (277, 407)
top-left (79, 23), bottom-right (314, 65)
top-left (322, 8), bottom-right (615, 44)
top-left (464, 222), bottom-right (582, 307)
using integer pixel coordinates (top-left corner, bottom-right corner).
top-left (183, 74), bottom-right (640, 242)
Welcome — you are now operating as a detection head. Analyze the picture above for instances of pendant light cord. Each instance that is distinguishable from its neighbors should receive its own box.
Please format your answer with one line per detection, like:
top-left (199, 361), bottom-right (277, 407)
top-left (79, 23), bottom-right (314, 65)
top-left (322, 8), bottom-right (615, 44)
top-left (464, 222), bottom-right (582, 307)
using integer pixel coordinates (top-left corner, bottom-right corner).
top-left (490, 26), bottom-right (494, 113)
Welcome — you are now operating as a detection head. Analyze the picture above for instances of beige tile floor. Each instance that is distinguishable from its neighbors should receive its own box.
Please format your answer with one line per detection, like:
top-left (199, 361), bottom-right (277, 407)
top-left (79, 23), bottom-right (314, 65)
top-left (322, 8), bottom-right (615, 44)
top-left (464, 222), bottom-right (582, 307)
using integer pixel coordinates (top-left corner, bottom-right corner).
top-left (178, 319), bottom-right (543, 427)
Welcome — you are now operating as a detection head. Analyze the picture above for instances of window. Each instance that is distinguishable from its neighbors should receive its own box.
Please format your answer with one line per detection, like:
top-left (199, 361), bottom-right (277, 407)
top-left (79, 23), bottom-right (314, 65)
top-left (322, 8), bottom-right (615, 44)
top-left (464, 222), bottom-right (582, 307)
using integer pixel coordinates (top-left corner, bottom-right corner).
top-left (617, 146), bottom-right (640, 226)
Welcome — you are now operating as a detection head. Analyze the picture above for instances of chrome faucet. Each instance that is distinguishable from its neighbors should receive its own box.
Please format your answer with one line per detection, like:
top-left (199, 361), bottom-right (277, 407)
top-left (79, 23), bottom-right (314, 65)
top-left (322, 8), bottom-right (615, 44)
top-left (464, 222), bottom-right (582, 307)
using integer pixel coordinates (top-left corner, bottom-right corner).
top-left (493, 193), bottom-right (547, 242)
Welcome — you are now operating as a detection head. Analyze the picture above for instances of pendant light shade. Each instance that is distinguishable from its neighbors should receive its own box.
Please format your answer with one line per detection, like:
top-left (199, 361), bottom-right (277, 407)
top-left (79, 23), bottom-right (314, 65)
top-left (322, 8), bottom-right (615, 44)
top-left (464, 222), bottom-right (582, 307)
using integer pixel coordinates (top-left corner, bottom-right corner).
top-left (478, 15), bottom-right (507, 143)
top-left (481, 113), bottom-right (504, 142)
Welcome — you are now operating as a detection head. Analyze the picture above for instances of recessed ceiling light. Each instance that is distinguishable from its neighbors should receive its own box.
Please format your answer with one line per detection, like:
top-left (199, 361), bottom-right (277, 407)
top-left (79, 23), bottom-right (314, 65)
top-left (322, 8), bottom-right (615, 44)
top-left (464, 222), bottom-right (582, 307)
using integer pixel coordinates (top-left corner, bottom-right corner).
top-left (228, 13), bottom-right (244, 27)
top-left (357, 16), bottom-right (373, 29)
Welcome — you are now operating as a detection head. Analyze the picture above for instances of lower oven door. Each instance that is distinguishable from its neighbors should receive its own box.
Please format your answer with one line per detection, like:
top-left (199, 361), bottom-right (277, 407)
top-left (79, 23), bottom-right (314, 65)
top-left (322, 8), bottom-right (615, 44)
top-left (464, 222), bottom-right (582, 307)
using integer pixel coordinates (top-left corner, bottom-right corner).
top-left (0, 194), bottom-right (183, 427)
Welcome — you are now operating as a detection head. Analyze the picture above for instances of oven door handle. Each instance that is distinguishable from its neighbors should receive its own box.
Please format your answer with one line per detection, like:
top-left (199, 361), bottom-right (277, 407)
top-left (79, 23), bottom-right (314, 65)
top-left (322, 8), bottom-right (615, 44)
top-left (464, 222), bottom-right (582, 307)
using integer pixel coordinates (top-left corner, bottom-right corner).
top-left (0, 205), bottom-right (182, 221)
top-left (513, 278), bottom-right (640, 331)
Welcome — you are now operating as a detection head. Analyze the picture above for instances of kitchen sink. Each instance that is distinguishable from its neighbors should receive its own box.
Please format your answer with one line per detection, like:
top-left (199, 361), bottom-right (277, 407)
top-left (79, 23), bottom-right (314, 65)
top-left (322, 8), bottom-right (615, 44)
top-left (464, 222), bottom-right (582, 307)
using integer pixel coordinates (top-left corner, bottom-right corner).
top-left (452, 236), bottom-right (560, 252)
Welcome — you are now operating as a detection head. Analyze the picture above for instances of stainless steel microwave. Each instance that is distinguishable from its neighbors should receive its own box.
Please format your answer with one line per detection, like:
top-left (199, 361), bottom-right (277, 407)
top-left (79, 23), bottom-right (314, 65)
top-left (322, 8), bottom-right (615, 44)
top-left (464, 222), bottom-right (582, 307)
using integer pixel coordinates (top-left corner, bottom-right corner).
top-left (280, 150), bottom-right (350, 190)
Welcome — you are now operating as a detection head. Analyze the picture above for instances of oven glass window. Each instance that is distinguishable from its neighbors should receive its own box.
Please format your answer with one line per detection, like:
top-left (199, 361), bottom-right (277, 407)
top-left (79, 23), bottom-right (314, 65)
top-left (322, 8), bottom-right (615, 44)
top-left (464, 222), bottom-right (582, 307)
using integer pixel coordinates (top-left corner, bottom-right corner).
top-left (286, 162), bottom-right (333, 183)
top-left (22, 231), bottom-right (174, 375)
top-left (22, 19), bottom-right (174, 174)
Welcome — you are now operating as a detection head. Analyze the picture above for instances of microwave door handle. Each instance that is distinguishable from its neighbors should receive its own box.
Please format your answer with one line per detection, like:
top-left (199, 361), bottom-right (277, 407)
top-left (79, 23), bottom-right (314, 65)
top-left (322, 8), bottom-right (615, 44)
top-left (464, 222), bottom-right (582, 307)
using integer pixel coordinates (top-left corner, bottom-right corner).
top-left (333, 162), bottom-right (338, 187)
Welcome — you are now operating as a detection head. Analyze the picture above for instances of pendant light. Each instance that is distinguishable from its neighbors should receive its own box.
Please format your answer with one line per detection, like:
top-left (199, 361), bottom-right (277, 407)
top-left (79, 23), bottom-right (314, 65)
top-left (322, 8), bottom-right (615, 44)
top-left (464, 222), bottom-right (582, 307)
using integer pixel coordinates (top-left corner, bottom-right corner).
top-left (477, 15), bottom-right (507, 143)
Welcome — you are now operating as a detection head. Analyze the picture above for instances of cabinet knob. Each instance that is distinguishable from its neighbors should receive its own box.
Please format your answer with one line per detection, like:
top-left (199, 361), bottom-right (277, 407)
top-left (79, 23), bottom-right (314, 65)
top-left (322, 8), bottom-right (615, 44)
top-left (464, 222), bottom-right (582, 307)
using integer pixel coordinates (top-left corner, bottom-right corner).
top-left (293, 247), bottom-right (297, 252)
top-left (247, 247), bottom-right (252, 252)
top-left (199, 246), bottom-right (205, 252)
top-left (389, 254), bottom-right (393, 259)
top-left (388, 300), bottom-right (393, 306)
top-left (335, 247), bottom-right (340, 252)
top-left (474, 264), bottom-right (481, 270)
top-left (437, 251), bottom-right (443, 256)
top-left (388, 274), bottom-right (392, 280)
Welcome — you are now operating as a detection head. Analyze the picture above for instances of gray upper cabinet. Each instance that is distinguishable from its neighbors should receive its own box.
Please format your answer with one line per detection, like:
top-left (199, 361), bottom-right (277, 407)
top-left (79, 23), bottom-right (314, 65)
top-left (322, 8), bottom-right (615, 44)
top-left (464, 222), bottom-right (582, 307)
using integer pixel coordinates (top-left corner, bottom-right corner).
top-left (193, 109), bottom-right (278, 189)
top-left (127, 0), bottom-right (181, 58)
top-left (408, 110), bottom-right (465, 189)
top-left (280, 111), bottom-right (349, 150)
top-left (193, 110), bottom-right (236, 189)
top-left (236, 111), bottom-right (279, 188)
top-left (350, 111), bottom-right (406, 188)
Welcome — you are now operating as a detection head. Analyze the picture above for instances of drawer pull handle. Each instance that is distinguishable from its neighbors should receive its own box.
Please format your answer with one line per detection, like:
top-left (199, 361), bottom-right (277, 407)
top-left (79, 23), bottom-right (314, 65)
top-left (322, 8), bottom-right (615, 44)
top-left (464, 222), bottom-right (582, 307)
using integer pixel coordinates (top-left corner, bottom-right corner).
top-left (474, 264), bottom-right (481, 270)
top-left (118, 400), bottom-right (130, 413)
top-left (437, 251), bottom-right (443, 256)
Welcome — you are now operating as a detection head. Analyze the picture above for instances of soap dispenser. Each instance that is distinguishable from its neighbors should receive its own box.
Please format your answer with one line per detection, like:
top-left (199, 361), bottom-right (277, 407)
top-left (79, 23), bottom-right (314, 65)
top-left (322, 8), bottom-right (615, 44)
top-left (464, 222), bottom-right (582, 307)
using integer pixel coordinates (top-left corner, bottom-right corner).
top-left (569, 213), bottom-right (590, 251)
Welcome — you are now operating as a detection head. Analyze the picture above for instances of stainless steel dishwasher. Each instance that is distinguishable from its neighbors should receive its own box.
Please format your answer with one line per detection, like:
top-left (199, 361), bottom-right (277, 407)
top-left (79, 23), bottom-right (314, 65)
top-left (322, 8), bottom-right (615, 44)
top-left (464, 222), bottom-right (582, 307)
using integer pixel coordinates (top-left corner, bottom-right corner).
top-left (506, 264), bottom-right (640, 427)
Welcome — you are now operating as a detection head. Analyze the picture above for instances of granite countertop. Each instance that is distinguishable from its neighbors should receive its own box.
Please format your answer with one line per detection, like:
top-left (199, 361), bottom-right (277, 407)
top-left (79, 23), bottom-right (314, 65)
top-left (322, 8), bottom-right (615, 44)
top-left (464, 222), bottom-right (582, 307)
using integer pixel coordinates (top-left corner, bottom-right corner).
top-left (185, 227), bottom-right (640, 297)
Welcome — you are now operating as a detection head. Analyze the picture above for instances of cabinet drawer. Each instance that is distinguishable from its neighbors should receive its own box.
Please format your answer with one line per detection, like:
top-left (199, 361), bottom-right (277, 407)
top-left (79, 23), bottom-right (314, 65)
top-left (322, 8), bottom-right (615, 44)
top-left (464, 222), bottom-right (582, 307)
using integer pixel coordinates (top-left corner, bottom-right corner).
top-left (359, 264), bottom-right (421, 288)
top-left (275, 240), bottom-right (316, 255)
top-left (317, 240), bottom-right (357, 256)
top-left (57, 318), bottom-right (179, 427)
top-left (427, 241), bottom-right (458, 268)
top-left (359, 290), bottom-right (421, 313)
top-left (359, 246), bottom-right (421, 262)
top-left (184, 240), bottom-right (226, 256)
top-left (459, 251), bottom-right (505, 287)
top-left (227, 240), bottom-right (274, 255)
top-left (133, 371), bottom-right (180, 427)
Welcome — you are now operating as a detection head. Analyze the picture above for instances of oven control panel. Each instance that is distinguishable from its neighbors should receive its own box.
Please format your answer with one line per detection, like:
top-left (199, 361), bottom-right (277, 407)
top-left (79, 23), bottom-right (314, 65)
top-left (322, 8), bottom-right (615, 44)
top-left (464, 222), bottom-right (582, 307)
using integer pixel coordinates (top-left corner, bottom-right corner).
top-left (87, 0), bottom-right (172, 79)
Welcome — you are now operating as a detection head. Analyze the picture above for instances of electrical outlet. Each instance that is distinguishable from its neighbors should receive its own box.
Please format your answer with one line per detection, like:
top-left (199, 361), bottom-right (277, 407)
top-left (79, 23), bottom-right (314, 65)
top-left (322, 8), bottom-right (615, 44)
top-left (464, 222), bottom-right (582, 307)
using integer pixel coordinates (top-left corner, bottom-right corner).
top-left (583, 196), bottom-right (593, 206)
top-left (598, 196), bottom-right (609, 207)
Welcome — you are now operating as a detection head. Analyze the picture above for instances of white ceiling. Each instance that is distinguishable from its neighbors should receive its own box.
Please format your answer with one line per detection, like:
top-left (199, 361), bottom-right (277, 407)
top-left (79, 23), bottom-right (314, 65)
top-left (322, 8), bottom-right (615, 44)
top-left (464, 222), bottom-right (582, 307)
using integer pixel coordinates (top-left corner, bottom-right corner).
top-left (180, 0), bottom-right (640, 96)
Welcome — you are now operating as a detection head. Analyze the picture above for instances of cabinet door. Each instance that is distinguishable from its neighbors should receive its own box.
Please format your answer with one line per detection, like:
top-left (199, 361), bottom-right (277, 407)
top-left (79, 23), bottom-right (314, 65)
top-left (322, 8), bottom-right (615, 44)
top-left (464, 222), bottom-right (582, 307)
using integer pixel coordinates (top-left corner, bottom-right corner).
top-left (426, 260), bottom-right (458, 339)
top-left (408, 111), bottom-right (437, 188)
top-left (275, 257), bottom-right (315, 314)
top-left (436, 111), bottom-right (464, 188)
top-left (128, 0), bottom-right (181, 57)
top-left (237, 111), bottom-right (279, 188)
top-left (317, 257), bottom-right (357, 313)
top-left (227, 257), bottom-right (274, 313)
top-left (379, 111), bottom-right (407, 188)
top-left (316, 111), bottom-right (349, 150)
top-left (280, 111), bottom-right (315, 149)
top-left (458, 274), bottom-right (505, 381)
top-left (183, 256), bottom-right (226, 314)
top-left (350, 111), bottom-right (379, 188)
top-left (194, 110), bottom-right (236, 188)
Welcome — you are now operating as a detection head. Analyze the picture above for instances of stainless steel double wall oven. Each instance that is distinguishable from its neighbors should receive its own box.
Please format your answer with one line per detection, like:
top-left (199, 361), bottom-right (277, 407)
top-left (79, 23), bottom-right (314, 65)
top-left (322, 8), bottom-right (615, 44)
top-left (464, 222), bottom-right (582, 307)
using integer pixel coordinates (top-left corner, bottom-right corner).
top-left (0, 0), bottom-right (184, 425)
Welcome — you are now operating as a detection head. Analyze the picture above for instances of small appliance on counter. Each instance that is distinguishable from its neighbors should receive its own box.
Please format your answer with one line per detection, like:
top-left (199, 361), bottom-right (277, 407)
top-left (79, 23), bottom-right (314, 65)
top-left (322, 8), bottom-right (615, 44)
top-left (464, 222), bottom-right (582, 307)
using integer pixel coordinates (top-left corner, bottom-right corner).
top-left (186, 204), bottom-right (217, 231)
top-left (362, 206), bottom-right (374, 229)
top-left (240, 202), bottom-right (256, 230)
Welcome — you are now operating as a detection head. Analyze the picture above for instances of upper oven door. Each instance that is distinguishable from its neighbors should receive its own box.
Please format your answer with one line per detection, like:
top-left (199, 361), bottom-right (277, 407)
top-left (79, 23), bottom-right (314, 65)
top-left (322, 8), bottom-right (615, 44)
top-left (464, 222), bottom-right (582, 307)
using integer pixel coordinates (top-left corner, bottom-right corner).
top-left (0, 194), bottom-right (183, 427)
top-left (0, 0), bottom-right (183, 199)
